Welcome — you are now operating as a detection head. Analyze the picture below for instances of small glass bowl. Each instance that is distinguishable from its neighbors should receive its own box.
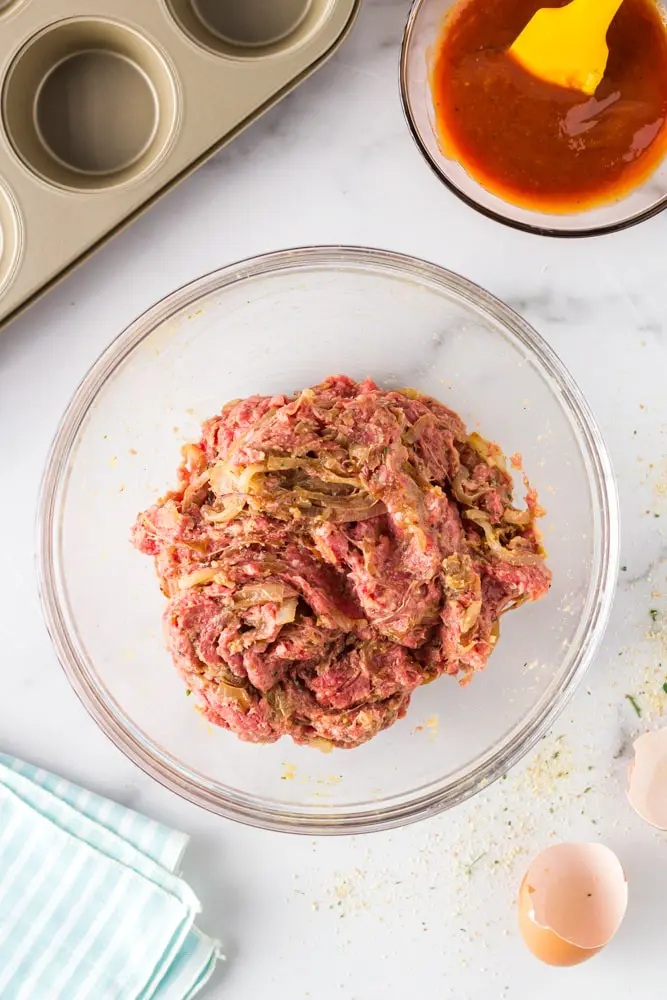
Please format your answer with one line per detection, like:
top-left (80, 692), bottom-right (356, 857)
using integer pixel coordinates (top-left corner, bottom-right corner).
top-left (38, 247), bottom-right (619, 834)
top-left (401, 0), bottom-right (667, 238)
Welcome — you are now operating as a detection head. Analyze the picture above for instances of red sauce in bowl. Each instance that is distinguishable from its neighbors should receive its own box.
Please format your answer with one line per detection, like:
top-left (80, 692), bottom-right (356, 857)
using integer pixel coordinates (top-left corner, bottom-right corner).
top-left (430, 0), bottom-right (667, 212)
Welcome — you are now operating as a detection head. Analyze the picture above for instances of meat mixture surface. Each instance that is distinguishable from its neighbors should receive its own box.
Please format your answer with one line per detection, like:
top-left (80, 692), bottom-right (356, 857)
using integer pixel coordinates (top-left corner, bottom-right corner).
top-left (132, 376), bottom-right (551, 750)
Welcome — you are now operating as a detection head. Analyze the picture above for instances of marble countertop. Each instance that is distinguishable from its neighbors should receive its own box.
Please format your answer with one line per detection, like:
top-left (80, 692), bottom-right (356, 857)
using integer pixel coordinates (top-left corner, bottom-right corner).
top-left (2, 1), bottom-right (667, 997)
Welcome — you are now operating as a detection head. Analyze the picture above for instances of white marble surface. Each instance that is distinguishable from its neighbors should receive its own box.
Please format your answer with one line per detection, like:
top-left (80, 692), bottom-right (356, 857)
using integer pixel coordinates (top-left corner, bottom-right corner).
top-left (2, 1), bottom-right (667, 996)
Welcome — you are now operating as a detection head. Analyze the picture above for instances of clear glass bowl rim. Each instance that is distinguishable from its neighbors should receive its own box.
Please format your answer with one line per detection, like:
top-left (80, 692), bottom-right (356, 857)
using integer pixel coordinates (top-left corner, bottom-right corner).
top-left (37, 245), bottom-right (620, 834)
top-left (399, 0), bottom-right (667, 239)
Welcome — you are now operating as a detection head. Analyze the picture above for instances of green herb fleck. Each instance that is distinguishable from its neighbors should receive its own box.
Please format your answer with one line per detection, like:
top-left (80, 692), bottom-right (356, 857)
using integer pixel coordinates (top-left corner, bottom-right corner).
top-left (626, 694), bottom-right (642, 717)
top-left (620, 566), bottom-right (627, 572)
top-left (583, 786), bottom-right (592, 794)
top-left (650, 609), bottom-right (659, 622)
top-left (465, 853), bottom-right (487, 877)
top-left (185, 689), bottom-right (192, 697)
top-left (663, 682), bottom-right (667, 695)
top-left (551, 750), bottom-right (560, 760)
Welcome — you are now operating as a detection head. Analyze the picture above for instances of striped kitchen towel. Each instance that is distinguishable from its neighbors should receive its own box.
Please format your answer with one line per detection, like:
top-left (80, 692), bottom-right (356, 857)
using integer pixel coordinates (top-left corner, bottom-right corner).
top-left (0, 753), bottom-right (222, 1000)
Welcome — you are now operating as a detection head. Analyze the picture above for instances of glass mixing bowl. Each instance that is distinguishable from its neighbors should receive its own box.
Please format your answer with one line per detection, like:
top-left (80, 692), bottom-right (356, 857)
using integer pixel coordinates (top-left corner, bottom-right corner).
top-left (401, 0), bottom-right (667, 238)
top-left (38, 247), bottom-right (619, 834)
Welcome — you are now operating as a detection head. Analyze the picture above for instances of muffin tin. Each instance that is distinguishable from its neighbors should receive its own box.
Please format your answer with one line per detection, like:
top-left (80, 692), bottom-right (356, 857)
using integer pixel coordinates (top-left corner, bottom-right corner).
top-left (0, 0), bottom-right (359, 328)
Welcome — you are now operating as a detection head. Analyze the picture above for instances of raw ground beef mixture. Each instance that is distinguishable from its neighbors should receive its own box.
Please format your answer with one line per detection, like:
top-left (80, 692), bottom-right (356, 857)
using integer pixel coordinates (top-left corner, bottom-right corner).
top-left (132, 375), bottom-right (551, 750)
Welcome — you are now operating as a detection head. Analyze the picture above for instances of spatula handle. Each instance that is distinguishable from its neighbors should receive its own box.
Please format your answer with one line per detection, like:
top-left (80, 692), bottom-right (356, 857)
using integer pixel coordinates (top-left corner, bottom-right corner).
top-left (571, 0), bottom-right (625, 30)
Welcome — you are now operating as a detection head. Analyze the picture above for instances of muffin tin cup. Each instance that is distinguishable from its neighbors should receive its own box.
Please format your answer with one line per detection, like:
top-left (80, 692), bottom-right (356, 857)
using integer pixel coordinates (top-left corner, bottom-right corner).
top-left (3, 18), bottom-right (179, 191)
top-left (0, 179), bottom-right (23, 295)
top-left (167, 0), bottom-right (329, 57)
top-left (0, 0), bottom-right (359, 329)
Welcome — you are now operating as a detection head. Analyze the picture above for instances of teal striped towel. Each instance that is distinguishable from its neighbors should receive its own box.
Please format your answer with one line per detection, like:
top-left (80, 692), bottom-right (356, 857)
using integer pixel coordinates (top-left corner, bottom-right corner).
top-left (0, 754), bottom-right (221, 999)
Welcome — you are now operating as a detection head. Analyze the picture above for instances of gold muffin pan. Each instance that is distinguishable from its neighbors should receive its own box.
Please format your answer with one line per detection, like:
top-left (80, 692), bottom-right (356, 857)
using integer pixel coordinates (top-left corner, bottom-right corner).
top-left (0, 0), bottom-right (359, 329)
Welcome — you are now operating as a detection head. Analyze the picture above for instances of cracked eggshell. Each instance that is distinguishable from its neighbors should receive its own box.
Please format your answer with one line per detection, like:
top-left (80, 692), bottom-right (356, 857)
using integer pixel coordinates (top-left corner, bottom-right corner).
top-left (627, 727), bottom-right (667, 830)
top-left (518, 843), bottom-right (628, 967)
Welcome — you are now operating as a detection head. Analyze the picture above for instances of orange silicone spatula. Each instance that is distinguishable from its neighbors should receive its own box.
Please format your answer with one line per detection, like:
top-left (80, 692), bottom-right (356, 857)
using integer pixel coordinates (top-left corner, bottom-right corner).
top-left (509, 0), bottom-right (625, 96)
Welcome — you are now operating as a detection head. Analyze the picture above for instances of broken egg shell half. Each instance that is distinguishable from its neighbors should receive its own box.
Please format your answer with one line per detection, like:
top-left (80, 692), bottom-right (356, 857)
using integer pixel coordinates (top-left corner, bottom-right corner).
top-left (627, 727), bottom-right (667, 831)
top-left (518, 843), bottom-right (628, 967)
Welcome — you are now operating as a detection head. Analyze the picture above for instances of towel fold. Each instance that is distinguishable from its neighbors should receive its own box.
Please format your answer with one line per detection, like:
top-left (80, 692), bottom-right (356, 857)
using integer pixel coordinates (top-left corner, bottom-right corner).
top-left (0, 753), bottom-right (221, 1000)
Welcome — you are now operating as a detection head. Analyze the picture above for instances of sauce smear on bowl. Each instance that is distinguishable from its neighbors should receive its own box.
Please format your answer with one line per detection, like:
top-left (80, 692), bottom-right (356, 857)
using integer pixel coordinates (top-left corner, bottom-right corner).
top-left (430, 0), bottom-right (667, 212)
